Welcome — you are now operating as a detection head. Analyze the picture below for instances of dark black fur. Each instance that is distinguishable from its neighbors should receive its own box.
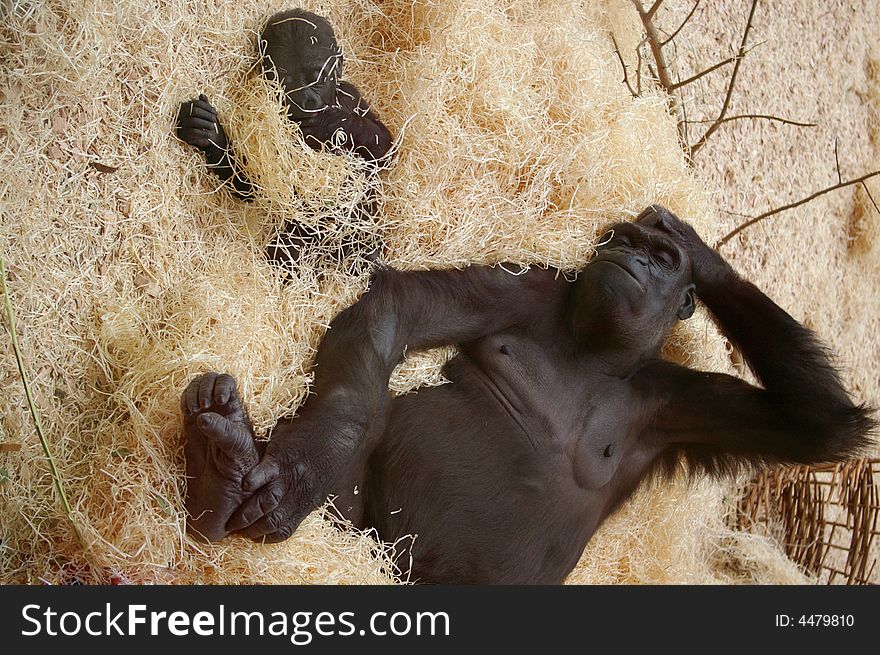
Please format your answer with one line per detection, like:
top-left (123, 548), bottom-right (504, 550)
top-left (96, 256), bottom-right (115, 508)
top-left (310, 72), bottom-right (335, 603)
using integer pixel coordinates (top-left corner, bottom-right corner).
top-left (182, 206), bottom-right (874, 583)
top-left (175, 9), bottom-right (393, 265)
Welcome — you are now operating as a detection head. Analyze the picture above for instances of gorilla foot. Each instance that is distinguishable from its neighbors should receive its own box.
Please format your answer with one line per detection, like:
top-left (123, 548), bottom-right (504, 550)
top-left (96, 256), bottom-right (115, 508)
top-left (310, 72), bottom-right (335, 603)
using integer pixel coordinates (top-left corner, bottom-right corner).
top-left (182, 372), bottom-right (261, 542)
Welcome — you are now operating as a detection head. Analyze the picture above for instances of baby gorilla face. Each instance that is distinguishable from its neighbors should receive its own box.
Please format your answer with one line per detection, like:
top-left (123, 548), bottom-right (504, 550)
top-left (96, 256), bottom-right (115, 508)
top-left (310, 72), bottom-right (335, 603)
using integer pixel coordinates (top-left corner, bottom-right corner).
top-left (259, 9), bottom-right (342, 121)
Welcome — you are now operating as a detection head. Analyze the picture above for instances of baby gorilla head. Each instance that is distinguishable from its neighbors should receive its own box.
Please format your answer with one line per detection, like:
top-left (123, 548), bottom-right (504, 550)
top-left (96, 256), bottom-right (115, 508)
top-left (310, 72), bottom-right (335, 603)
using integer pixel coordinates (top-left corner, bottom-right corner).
top-left (259, 9), bottom-right (343, 120)
top-left (573, 213), bottom-right (695, 354)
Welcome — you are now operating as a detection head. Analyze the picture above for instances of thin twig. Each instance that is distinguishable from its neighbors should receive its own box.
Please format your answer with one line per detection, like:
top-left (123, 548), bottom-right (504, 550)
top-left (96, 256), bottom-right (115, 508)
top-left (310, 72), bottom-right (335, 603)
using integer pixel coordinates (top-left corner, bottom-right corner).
top-left (717, 170), bottom-right (880, 247)
top-left (834, 138), bottom-right (842, 184)
top-left (862, 181), bottom-right (880, 217)
top-left (645, 0), bottom-right (664, 20)
top-left (684, 113), bottom-right (816, 128)
top-left (670, 54), bottom-right (739, 89)
top-left (636, 43), bottom-right (644, 96)
top-left (610, 33), bottom-right (638, 98)
top-left (678, 59), bottom-right (690, 145)
top-left (688, 0), bottom-right (760, 158)
top-left (0, 251), bottom-right (84, 546)
top-left (662, 0), bottom-right (701, 46)
top-left (720, 208), bottom-right (754, 219)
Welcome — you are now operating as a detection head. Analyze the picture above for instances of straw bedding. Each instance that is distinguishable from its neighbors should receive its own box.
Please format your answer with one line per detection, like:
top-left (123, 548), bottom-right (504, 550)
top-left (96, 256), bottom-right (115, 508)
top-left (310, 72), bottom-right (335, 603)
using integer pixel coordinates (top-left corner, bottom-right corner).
top-left (0, 0), bottom-right (810, 583)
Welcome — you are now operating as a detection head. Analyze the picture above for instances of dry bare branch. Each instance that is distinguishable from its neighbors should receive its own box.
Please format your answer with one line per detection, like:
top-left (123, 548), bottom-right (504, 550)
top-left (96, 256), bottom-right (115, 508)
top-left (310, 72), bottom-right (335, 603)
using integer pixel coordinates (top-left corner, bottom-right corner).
top-left (687, 0), bottom-right (760, 158)
top-left (667, 39), bottom-right (691, 145)
top-left (678, 65), bottom-right (690, 144)
top-left (834, 138), bottom-right (842, 184)
top-left (610, 33), bottom-right (638, 98)
top-left (645, 0), bottom-right (664, 20)
top-left (636, 44), bottom-right (644, 96)
top-left (627, 0), bottom-right (809, 159)
top-left (717, 170), bottom-right (880, 247)
top-left (631, 0), bottom-right (683, 143)
top-left (632, 0), bottom-right (675, 95)
top-left (662, 0), bottom-right (701, 46)
top-left (684, 114), bottom-right (816, 128)
top-left (862, 182), bottom-right (880, 217)
top-left (670, 54), bottom-right (739, 90)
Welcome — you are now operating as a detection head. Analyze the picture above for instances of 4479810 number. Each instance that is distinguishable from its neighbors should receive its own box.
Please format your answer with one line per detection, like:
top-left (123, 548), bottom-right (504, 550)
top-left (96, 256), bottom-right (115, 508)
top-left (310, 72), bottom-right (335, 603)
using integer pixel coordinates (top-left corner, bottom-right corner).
top-left (775, 614), bottom-right (854, 627)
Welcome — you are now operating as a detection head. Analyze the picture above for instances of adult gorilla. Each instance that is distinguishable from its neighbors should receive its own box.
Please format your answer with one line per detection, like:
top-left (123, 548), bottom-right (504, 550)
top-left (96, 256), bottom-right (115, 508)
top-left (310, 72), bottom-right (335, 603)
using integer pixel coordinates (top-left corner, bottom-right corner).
top-left (181, 206), bottom-right (874, 583)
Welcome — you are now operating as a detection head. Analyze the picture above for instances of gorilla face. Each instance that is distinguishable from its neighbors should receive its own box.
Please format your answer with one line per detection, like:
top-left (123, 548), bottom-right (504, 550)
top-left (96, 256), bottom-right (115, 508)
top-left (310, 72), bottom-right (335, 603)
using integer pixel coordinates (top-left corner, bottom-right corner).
top-left (258, 9), bottom-right (343, 121)
top-left (573, 220), bottom-right (695, 354)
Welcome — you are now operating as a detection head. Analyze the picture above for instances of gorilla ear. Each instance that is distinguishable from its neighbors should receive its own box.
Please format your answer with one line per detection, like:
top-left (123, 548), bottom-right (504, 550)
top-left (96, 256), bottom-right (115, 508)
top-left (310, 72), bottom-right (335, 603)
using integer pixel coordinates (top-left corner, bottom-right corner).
top-left (677, 284), bottom-right (696, 321)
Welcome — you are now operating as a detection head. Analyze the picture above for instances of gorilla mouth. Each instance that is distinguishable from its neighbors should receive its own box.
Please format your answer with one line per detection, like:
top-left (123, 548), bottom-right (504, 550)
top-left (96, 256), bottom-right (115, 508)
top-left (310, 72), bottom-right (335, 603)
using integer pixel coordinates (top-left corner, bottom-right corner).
top-left (595, 258), bottom-right (644, 292)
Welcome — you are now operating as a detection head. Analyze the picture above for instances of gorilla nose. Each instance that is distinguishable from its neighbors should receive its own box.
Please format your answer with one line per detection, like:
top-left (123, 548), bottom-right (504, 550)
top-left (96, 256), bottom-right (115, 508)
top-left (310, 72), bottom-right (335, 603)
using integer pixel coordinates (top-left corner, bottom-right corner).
top-left (285, 88), bottom-right (326, 114)
top-left (300, 94), bottom-right (325, 110)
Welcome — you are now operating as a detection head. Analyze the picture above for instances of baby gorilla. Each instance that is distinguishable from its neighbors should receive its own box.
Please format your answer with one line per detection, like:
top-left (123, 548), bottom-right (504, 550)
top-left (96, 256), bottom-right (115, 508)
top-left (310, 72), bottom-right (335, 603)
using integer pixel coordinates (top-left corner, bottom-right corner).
top-left (175, 9), bottom-right (393, 267)
top-left (181, 207), bottom-right (874, 583)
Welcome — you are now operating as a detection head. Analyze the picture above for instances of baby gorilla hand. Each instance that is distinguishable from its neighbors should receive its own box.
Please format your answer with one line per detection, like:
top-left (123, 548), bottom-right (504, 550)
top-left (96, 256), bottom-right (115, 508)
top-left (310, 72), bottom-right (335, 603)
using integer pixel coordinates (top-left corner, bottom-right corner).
top-left (175, 94), bottom-right (230, 160)
top-left (635, 205), bottom-right (732, 291)
top-left (182, 372), bottom-right (260, 542)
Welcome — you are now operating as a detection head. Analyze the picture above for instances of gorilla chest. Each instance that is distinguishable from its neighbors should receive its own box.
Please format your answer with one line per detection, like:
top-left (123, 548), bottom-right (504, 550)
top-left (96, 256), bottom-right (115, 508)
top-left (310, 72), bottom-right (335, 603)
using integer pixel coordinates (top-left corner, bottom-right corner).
top-left (456, 334), bottom-right (642, 490)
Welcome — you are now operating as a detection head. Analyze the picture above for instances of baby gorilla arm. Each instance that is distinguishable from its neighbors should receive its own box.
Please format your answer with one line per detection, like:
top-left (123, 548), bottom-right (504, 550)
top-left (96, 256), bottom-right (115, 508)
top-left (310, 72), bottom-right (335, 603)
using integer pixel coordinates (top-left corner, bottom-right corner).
top-left (175, 95), bottom-right (256, 201)
top-left (634, 207), bottom-right (874, 472)
top-left (226, 264), bottom-right (560, 541)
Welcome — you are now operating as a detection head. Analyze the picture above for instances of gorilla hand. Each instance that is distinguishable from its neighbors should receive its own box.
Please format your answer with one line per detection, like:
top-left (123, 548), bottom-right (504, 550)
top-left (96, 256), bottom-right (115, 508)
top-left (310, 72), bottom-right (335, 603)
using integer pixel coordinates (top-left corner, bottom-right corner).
top-left (635, 205), bottom-right (733, 291)
top-left (175, 94), bottom-right (230, 163)
top-left (182, 372), bottom-right (260, 542)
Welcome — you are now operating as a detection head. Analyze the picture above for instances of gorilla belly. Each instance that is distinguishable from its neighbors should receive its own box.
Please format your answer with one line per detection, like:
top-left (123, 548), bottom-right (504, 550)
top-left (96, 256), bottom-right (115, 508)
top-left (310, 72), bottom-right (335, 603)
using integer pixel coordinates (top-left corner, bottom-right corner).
top-left (363, 375), bottom-right (600, 584)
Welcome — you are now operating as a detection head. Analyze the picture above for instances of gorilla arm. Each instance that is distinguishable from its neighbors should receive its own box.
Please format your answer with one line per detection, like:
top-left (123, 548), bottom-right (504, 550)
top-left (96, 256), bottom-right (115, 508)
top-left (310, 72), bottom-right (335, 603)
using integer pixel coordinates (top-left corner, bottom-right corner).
top-left (227, 264), bottom-right (561, 541)
top-left (634, 210), bottom-right (874, 473)
top-left (175, 86), bottom-right (391, 204)
top-left (176, 95), bottom-right (256, 201)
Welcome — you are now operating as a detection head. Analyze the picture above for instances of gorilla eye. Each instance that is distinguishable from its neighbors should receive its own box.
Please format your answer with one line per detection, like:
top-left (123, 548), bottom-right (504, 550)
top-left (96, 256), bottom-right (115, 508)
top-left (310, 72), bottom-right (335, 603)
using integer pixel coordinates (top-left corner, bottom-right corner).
top-left (655, 249), bottom-right (675, 268)
top-left (603, 444), bottom-right (614, 458)
top-left (596, 230), bottom-right (615, 247)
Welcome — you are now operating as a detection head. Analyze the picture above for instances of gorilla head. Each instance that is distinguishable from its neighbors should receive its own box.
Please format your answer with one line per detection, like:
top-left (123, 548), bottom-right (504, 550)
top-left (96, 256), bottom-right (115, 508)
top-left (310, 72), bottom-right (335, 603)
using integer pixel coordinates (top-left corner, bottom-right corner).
top-left (572, 208), bottom-right (696, 355)
top-left (259, 9), bottom-right (343, 121)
